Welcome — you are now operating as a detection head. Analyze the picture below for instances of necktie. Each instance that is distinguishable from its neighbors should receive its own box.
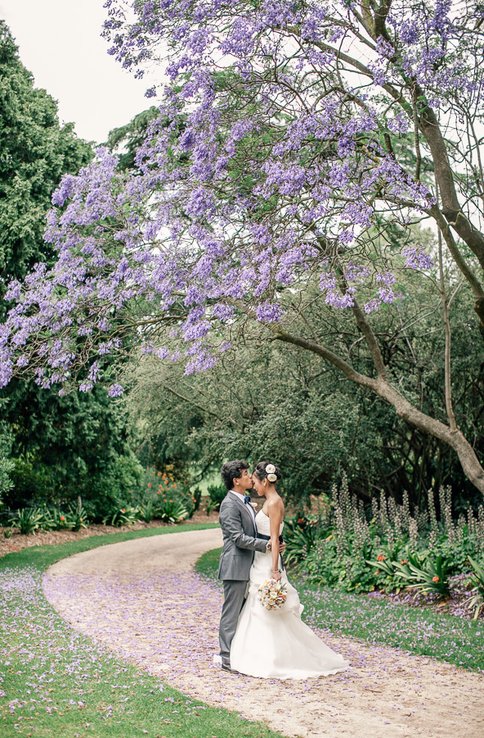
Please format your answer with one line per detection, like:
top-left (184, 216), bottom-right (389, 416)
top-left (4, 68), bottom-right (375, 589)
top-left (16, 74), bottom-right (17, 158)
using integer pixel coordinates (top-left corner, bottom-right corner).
top-left (243, 494), bottom-right (251, 504)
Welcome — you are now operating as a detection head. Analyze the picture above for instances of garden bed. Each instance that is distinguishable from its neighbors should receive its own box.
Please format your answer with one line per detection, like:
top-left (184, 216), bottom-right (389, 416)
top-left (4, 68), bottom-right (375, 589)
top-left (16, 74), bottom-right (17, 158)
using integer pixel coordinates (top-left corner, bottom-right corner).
top-left (0, 507), bottom-right (220, 559)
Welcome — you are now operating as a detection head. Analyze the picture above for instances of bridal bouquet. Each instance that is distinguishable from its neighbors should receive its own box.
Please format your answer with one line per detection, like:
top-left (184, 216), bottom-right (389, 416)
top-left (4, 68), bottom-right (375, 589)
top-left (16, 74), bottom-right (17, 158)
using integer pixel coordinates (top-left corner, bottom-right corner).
top-left (258, 579), bottom-right (287, 610)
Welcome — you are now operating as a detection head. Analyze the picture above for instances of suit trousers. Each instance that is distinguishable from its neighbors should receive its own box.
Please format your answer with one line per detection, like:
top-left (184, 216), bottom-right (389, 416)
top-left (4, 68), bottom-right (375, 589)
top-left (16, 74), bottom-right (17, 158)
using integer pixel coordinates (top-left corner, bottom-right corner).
top-left (219, 579), bottom-right (248, 665)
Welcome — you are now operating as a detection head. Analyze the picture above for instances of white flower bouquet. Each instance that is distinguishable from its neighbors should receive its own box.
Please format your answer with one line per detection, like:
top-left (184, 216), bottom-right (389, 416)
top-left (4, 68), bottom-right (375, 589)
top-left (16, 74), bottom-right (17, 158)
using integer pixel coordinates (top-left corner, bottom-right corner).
top-left (257, 578), bottom-right (287, 610)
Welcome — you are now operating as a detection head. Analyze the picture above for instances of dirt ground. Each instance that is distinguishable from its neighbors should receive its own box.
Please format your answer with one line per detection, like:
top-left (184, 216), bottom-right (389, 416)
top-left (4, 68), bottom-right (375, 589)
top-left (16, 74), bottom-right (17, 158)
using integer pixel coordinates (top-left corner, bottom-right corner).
top-left (42, 529), bottom-right (484, 738)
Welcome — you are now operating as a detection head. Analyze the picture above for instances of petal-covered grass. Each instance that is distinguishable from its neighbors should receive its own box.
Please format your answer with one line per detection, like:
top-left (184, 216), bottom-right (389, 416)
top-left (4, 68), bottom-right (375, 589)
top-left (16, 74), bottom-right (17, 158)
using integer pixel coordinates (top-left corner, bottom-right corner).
top-left (0, 525), bottom-right (283, 738)
top-left (196, 548), bottom-right (483, 672)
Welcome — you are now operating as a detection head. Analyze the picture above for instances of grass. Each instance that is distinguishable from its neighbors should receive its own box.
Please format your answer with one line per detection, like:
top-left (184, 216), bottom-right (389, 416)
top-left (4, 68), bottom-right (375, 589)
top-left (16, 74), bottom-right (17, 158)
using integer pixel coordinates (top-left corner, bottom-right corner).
top-left (196, 548), bottom-right (484, 672)
top-left (0, 524), bottom-right (283, 738)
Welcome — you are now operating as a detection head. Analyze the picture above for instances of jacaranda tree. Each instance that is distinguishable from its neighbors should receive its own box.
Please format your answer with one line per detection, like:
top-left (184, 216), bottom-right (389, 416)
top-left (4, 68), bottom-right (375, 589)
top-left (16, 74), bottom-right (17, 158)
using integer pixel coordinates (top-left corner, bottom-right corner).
top-left (1, 1), bottom-right (483, 491)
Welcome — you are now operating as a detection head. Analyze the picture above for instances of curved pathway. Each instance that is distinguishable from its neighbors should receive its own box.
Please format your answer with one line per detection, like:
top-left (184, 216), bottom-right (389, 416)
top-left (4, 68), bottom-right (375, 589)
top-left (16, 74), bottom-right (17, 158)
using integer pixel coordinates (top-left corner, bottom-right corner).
top-left (43, 529), bottom-right (483, 738)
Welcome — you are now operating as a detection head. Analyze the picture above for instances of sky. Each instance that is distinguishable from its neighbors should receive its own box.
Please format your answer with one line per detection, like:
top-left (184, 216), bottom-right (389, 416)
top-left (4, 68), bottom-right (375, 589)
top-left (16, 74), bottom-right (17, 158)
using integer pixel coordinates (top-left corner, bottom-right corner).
top-left (0, 0), bottom-right (152, 143)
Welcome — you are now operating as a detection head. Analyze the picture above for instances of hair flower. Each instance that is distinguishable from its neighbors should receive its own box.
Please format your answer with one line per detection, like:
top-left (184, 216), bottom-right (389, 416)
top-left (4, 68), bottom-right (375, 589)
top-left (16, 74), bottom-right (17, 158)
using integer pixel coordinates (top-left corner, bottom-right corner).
top-left (265, 463), bottom-right (277, 482)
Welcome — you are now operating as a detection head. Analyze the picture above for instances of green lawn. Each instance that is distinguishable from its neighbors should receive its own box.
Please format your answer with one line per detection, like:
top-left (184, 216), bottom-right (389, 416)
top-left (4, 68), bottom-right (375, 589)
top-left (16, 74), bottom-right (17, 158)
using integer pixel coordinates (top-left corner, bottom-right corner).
top-left (0, 525), bottom-right (283, 738)
top-left (196, 548), bottom-right (484, 672)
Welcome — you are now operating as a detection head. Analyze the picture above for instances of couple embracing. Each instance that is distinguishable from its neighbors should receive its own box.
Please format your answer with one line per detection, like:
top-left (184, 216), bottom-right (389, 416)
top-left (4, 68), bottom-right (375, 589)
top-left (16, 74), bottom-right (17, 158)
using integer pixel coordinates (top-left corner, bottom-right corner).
top-left (216, 459), bottom-right (349, 679)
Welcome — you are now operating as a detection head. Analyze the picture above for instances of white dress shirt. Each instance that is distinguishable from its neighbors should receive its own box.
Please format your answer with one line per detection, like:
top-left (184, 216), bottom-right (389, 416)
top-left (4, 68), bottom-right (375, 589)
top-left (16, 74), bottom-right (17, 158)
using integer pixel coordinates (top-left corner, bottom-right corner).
top-left (230, 489), bottom-right (257, 524)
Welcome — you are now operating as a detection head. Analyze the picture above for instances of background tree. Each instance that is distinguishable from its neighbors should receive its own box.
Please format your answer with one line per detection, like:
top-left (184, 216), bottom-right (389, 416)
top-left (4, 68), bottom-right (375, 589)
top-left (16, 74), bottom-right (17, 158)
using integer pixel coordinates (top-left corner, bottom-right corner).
top-left (127, 249), bottom-right (482, 511)
top-left (1, 2), bottom-right (482, 493)
top-left (0, 22), bottom-right (142, 514)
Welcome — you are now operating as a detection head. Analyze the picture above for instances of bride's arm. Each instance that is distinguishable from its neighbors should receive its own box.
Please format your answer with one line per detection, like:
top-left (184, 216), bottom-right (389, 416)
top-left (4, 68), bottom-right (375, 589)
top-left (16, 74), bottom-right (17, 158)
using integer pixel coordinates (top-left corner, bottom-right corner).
top-left (268, 499), bottom-right (284, 581)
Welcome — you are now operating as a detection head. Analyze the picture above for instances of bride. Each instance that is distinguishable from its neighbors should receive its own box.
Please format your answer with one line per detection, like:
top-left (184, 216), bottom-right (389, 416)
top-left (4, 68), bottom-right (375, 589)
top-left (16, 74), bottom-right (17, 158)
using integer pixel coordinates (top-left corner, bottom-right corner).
top-left (229, 461), bottom-right (349, 679)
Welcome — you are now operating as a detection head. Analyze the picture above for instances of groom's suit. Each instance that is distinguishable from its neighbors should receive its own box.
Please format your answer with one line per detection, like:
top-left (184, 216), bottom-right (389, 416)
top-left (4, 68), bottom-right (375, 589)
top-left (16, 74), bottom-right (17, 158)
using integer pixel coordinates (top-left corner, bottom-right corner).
top-left (218, 491), bottom-right (268, 668)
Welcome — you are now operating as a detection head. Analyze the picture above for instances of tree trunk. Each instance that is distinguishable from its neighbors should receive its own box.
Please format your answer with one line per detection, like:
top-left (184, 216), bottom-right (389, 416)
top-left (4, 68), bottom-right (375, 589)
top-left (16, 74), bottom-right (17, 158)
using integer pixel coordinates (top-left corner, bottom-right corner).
top-left (273, 328), bottom-right (484, 494)
top-left (373, 379), bottom-right (484, 495)
top-left (418, 102), bottom-right (484, 269)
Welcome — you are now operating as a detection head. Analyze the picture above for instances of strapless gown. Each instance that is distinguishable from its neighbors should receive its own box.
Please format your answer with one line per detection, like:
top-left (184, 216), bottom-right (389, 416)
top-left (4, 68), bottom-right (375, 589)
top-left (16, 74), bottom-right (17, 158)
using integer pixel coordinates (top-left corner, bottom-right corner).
top-left (230, 510), bottom-right (349, 679)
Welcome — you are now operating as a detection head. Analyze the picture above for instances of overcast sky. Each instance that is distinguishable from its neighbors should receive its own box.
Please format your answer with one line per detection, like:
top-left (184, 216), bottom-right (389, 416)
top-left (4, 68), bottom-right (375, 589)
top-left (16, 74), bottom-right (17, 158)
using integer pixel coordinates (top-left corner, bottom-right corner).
top-left (0, 0), bottom-right (152, 143)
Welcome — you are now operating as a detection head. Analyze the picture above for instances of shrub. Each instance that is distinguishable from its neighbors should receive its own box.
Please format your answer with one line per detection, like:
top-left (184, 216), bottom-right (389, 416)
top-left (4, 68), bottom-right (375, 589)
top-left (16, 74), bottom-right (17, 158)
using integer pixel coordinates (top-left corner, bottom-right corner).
top-left (0, 425), bottom-right (14, 506)
top-left (103, 503), bottom-right (140, 527)
top-left (206, 484), bottom-right (226, 513)
top-left (296, 475), bottom-right (484, 598)
top-left (9, 507), bottom-right (44, 535)
top-left (283, 515), bottom-right (329, 567)
top-left (193, 487), bottom-right (202, 512)
top-left (466, 557), bottom-right (484, 620)
top-left (135, 466), bottom-right (195, 520)
top-left (156, 498), bottom-right (189, 524)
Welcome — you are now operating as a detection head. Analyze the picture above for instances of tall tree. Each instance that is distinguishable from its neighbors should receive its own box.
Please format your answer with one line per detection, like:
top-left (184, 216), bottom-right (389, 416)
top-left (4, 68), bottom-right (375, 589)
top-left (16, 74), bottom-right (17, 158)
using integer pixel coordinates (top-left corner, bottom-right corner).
top-left (0, 21), bottom-right (91, 301)
top-left (0, 22), bottom-right (141, 510)
top-left (1, 3), bottom-right (483, 492)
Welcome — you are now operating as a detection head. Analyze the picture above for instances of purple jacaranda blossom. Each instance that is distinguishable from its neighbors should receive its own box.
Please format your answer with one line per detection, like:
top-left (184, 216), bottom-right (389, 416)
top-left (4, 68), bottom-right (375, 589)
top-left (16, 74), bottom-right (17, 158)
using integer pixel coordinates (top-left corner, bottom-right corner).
top-left (256, 302), bottom-right (283, 323)
top-left (402, 246), bottom-right (434, 270)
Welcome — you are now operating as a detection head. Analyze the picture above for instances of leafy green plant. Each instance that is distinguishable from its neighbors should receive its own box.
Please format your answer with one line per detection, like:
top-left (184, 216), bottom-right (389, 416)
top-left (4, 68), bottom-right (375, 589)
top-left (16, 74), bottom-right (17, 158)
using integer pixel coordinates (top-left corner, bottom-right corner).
top-left (192, 486), bottom-right (202, 511)
top-left (391, 552), bottom-right (451, 597)
top-left (37, 506), bottom-right (70, 531)
top-left (103, 504), bottom-right (140, 527)
top-left (138, 498), bottom-right (157, 522)
top-left (67, 498), bottom-right (89, 531)
top-left (206, 483), bottom-right (226, 513)
top-left (156, 498), bottom-right (188, 524)
top-left (9, 506), bottom-right (44, 534)
top-left (466, 557), bottom-right (484, 620)
top-left (136, 466), bottom-right (195, 519)
top-left (366, 542), bottom-right (413, 593)
top-left (303, 537), bottom-right (340, 587)
top-left (283, 515), bottom-right (327, 567)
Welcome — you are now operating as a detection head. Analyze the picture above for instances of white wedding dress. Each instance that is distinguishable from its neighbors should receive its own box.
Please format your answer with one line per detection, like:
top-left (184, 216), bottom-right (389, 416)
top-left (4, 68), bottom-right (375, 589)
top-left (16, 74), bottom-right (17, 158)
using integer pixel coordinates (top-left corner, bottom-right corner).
top-left (230, 510), bottom-right (349, 679)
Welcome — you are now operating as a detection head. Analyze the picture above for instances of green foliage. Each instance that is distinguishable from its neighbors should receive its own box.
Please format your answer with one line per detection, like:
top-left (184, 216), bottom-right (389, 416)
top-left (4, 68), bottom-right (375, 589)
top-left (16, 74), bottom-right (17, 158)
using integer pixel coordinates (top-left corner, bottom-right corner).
top-left (0, 421), bottom-right (14, 502)
top-left (288, 476), bottom-right (483, 600)
top-left (126, 269), bottom-right (482, 511)
top-left (370, 551), bottom-right (451, 597)
top-left (0, 21), bottom-right (91, 296)
top-left (130, 466), bottom-right (195, 524)
top-left (83, 449), bottom-right (144, 521)
top-left (0, 23), bottom-right (146, 524)
top-left (7, 499), bottom-right (89, 534)
top-left (206, 483), bottom-right (226, 513)
top-left (156, 497), bottom-right (189, 524)
top-left (192, 486), bottom-right (202, 511)
top-left (105, 106), bottom-right (159, 171)
top-left (38, 500), bottom-right (89, 532)
top-left (283, 515), bottom-right (329, 567)
top-left (9, 506), bottom-right (44, 534)
top-left (103, 503), bottom-right (140, 527)
top-left (466, 557), bottom-right (484, 620)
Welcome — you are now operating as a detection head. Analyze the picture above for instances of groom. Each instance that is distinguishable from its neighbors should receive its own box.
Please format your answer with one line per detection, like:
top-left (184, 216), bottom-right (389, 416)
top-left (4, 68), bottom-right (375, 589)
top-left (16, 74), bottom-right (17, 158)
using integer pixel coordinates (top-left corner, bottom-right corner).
top-left (217, 459), bottom-right (274, 672)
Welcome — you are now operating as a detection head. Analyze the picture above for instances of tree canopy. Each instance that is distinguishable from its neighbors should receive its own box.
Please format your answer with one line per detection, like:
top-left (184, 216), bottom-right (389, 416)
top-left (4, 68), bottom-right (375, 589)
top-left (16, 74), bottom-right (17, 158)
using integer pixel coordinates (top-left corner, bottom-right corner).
top-left (0, 2), bottom-right (482, 491)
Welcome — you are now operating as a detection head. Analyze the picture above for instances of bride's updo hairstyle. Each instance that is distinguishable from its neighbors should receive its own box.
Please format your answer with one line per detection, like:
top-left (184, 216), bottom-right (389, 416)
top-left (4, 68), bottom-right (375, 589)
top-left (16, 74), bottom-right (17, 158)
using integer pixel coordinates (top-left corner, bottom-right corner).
top-left (253, 461), bottom-right (282, 485)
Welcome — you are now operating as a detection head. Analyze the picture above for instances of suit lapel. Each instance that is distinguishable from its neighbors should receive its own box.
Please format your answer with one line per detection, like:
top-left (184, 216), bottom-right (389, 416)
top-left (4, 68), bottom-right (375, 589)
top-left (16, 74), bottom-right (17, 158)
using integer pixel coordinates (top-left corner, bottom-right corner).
top-left (233, 494), bottom-right (256, 533)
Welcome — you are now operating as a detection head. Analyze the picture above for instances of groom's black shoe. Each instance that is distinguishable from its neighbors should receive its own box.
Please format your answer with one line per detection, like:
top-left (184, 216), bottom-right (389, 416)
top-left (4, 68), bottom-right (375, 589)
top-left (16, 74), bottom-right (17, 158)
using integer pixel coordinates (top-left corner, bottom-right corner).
top-left (221, 660), bottom-right (239, 674)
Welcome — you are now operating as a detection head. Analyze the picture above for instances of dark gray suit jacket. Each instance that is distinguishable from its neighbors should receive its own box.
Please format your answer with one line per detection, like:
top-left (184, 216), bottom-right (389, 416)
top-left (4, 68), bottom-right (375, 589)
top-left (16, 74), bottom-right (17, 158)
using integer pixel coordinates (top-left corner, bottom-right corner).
top-left (217, 492), bottom-right (267, 580)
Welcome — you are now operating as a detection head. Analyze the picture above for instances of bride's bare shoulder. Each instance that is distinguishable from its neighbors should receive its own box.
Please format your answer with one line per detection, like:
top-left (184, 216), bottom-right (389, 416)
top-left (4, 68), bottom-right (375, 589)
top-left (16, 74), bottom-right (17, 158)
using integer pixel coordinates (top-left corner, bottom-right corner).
top-left (267, 495), bottom-right (284, 515)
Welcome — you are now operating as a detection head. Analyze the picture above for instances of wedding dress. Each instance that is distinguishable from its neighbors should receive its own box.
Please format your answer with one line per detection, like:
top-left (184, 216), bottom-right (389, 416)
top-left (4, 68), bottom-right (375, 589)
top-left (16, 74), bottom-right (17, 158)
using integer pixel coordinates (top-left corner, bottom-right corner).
top-left (230, 510), bottom-right (350, 679)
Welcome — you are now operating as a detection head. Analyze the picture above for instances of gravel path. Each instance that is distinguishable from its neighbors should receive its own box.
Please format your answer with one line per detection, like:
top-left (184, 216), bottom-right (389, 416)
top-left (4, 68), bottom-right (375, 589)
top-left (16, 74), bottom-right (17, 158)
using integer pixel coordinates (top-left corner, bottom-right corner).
top-left (42, 529), bottom-right (483, 738)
